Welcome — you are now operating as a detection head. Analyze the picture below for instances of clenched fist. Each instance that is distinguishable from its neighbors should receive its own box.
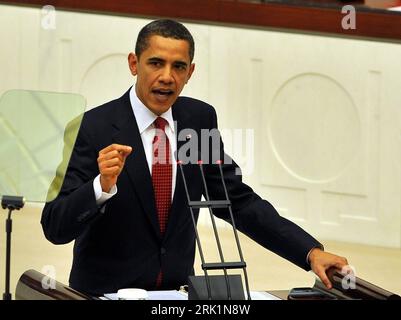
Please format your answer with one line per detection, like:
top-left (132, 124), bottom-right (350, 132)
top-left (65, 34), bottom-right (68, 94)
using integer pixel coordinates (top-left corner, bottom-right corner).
top-left (97, 144), bottom-right (132, 192)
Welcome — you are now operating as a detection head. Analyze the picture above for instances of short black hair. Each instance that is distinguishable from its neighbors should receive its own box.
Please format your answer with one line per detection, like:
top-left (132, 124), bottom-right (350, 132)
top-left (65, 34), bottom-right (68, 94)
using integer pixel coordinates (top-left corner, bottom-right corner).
top-left (135, 19), bottom-right (195, 62)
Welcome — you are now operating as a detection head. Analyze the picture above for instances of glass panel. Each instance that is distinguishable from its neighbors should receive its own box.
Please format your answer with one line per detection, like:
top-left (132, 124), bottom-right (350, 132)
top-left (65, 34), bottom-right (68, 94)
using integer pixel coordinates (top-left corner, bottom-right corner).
top-left (0, 90), bottom-right (85, 202)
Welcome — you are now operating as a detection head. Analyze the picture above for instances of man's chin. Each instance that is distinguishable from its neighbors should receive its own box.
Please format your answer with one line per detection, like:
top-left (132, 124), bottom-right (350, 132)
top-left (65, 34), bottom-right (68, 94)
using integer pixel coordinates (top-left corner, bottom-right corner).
top-left (148, 103), bottom-right (171, 116)
top-left (148, 98), bottom-right (176, 114)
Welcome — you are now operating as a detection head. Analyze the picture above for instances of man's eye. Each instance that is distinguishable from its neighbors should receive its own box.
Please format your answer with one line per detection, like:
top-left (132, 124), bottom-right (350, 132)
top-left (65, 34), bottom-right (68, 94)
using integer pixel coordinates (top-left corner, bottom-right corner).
top-left (175, 64), bottom-right (186, 71)
top-left (150, 61), bottom-right (161, 67)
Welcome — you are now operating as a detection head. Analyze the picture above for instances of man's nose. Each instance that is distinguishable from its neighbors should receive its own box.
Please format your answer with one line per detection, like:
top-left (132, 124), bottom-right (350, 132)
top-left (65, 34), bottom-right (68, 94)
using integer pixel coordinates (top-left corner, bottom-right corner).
top-left (159, 66), bottom-right (173, 83)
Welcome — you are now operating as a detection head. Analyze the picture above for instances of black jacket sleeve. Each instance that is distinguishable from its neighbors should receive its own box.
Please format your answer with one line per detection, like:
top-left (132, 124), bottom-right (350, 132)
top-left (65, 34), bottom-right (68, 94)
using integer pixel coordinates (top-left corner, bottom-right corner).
top-left (41, 118), bottom-right (103, 244)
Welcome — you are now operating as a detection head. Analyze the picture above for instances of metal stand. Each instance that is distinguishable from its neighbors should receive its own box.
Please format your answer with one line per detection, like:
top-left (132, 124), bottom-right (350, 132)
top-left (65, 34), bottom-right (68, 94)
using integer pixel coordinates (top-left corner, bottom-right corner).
top-left (178, 161), bottom-right (251, 300)
top-left (1, 195), bottom-right (25, 300)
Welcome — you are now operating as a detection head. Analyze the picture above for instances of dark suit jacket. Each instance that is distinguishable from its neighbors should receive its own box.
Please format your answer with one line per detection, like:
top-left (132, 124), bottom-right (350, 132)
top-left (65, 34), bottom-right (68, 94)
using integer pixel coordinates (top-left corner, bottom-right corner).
top-left (41, 89), bottom-right (322, 295)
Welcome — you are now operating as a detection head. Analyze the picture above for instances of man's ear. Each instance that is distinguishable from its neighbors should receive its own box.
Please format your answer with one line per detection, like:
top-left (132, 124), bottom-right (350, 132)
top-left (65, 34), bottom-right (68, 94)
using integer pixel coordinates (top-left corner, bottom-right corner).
top-left (185, 63), bottom-right (195, 84)
top-left (128, 52), bottom-right (138, 76)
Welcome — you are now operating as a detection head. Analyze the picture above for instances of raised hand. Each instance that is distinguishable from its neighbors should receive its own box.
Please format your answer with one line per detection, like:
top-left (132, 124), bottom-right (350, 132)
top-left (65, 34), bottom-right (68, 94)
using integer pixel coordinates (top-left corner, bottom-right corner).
top-left (97, 144), bottom-right (132, 192)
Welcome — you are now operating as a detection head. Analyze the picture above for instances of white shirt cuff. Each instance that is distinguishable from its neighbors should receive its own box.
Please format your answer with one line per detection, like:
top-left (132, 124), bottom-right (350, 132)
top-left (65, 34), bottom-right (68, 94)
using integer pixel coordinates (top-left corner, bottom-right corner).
top-left (93, 174), bottom-right (117, 206)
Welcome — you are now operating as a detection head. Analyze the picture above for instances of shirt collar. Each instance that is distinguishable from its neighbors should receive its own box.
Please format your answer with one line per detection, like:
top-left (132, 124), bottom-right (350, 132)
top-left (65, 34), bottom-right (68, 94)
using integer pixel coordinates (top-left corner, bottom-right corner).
top-left (129, 86), bottom-right (175, 134)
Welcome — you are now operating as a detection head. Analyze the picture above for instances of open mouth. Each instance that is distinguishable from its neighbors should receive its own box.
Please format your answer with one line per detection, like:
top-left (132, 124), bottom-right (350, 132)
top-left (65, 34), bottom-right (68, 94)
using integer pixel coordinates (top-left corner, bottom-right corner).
top-left (152, 88), bottom-right (174, 96)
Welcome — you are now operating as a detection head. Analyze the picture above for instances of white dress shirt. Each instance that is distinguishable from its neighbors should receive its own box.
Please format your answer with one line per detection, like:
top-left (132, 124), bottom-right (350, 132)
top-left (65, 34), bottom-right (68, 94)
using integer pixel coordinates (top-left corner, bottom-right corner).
top-left (94, 86), bottom-right (177, 206)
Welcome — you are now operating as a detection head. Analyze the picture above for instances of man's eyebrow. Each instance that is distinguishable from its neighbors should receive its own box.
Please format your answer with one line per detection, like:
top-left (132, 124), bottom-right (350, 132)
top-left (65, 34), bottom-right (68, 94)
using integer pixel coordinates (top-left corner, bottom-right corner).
top-left (147, 57), bottom-right (188, 67)
top-left (174, 61), bottom-right (188, 67)
top-left (147, 57), bottom-right (165, 63)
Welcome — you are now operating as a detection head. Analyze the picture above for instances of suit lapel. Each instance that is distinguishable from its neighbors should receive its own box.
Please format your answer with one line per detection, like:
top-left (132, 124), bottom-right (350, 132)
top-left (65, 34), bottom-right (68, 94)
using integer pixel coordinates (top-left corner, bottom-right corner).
top-left (112, 92), bottom-right (161, 240)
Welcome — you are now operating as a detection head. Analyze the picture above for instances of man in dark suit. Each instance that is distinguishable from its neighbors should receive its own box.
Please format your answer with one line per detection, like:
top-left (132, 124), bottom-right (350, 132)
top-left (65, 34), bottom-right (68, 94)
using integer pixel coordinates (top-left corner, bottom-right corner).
top-left (41, 19), bottom-right (348, 296)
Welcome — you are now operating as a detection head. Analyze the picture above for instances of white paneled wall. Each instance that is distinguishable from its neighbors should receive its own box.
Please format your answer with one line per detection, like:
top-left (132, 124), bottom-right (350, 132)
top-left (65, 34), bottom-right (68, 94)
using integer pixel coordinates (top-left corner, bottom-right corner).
top-left (1, 4), bottom-right (401, 247)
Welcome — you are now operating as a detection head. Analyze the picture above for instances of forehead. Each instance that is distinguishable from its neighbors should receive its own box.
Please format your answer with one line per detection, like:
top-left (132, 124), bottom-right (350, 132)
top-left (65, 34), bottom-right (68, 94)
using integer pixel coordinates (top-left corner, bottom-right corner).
top-left (142, 35), bottom-right (191, 62)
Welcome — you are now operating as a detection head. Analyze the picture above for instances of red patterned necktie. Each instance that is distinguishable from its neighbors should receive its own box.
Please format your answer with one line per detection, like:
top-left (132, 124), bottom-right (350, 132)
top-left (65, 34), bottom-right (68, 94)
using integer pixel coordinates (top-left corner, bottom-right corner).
top-left (152, 117), bottom-right (172, 288)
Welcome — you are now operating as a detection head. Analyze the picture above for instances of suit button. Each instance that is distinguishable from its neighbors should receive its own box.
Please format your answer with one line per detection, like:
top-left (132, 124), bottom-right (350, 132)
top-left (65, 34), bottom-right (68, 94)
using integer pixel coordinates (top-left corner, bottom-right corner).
top-left (160, 247), bottom-right (166, 255)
